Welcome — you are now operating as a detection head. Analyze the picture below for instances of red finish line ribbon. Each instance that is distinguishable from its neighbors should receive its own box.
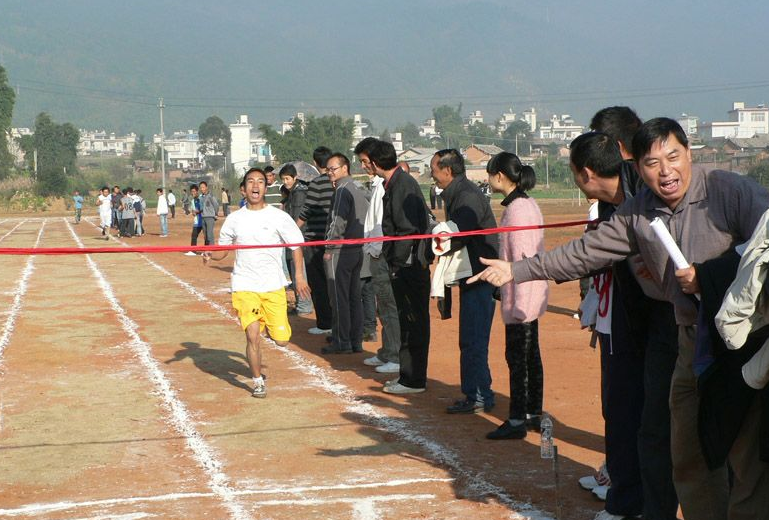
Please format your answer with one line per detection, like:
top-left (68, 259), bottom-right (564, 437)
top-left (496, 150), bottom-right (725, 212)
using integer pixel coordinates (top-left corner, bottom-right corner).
top-left (0, 219), bottom-right (592, 256)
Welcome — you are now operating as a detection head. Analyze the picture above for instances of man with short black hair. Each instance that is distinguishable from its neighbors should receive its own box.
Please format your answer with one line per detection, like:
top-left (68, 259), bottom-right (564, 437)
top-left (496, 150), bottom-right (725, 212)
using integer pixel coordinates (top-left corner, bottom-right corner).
top-left (431, 148), bottom-right (499, 414)
top-left (471, 118), bottom-right (769, 520)
top-left (297, 146), bottom-right (335, 335)
top-left (321, 153), bottom-right (369, 354)
top-left (198, 181), bottom-right (219, 245)
top-left (369, 140), bottom-right (432, 394)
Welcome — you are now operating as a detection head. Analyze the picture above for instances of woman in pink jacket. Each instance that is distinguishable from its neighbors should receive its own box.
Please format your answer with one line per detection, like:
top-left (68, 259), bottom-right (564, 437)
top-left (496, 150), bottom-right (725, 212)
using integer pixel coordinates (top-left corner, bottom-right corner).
top-left (485, 152), bottom-right (549, 440)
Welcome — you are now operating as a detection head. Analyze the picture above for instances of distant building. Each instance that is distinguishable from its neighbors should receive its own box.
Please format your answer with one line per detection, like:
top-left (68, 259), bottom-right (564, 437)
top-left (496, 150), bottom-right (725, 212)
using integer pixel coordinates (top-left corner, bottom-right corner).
top-left (281, 112), bottom-right (306, 135)
top-left (389, 132), bottom-right (404, 153)
top-left (677, 113), bottom-right (699, 137)
top-left (497, 107), bottom-right (537, 134)
top-left (153, 130), bottom-right (201, 170)
top-left (464, 143), bottom-right (504, 166)
top-left (78, 130), bottom-right (137, 156)
top-left (9, 127), bottom-right (32, 166)
top-left (419, 118), bottom-right (439, 140)
top-left (537, 114), bottom-right (584, 141)
top-left (398, 146), bottom-right (437, 177)
top-left (700, 102), bottom-right (769, 140)
top-left (228, 115), bottom-right (272, 176)
top-left (522, 107), bottom-right (537, 133)
top-left (466, 110), bottom-right (484, 127)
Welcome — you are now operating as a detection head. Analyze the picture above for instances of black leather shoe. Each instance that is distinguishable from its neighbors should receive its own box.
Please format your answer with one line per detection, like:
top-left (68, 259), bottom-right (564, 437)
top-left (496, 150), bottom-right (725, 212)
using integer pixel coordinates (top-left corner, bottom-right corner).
top-left (446, 399), bottom-right (493, 414)
top-left (486, 421), bottom-right (527, 440)
top-left (525, 415), bottom-right (542, 432)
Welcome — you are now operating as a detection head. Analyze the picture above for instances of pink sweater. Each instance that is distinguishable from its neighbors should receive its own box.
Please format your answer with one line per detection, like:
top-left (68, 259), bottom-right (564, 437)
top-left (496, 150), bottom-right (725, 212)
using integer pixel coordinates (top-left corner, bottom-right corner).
top-left (500, 196), bottom-right (549, 324)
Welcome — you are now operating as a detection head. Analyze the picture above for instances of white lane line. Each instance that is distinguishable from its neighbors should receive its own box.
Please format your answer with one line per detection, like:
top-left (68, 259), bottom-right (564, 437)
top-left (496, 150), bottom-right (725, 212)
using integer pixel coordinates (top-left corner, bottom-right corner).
top-left (0, 478), bottom-right (449, 517)
top-left (0, 222), bottom-right (45, 369)
top-left (0, 220), bottom-right (26, 243)
top-left (63, 219), bottom-right (253, 520)
top-left (77, 220), bottom-right (551, 520)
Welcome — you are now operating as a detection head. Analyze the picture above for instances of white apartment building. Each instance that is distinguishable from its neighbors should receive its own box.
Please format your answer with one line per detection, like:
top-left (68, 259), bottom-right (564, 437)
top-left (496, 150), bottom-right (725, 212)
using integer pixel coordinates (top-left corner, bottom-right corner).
top-left (677, 113), bottom-right (699, 137)
top-left (228, 115), bottom-right (272, 176)
top-left (419, 118), bottom-right (439, 140)
top-left (522, 107), bottom-right (537, 133)
top-left (9, 127), bottom-right (32, 166)
top-left (153, 130), bottom-right (201, 170)
top-left (538, 114), bottom-right (584, 140)
top-left (281, 112), bottom-right (306, 135)
top-left (700, 102), bottom-right (769, 140)
top-left (497, 107), bottom-right (537, 133)
top-left (466, 110), bottom-right (484, 127)
top-left (78, 130), bottom-right (137, 156)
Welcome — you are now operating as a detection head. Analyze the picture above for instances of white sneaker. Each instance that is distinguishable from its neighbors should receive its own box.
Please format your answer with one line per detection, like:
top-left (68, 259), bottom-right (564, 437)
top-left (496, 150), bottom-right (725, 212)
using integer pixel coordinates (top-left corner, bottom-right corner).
top-left (580, 463), bottom-right (611, 490)
top-left (593, 510), bottom-right (639, 520)
top-left (184, 251), bottom-right (197, 256)
top-left (384, 378), bottom-right (399, 387)
top-left (252, 378), bottom-right (266, 398)
top-left (375, 361), bottom-right (400, 373)
top-left (308, 327), bottom-right (331, 335)
top-left (592, 485), bottom-right (609, 501)
top-left (363, 355), bottom-right (385, 366)
top-left (383, 382), bottom-right (425, 394)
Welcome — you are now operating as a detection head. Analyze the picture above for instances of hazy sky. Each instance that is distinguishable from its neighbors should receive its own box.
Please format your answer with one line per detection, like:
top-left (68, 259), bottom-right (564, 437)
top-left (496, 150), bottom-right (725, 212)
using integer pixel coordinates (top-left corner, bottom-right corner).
top-left (2, 0), bottom-right (769, 134)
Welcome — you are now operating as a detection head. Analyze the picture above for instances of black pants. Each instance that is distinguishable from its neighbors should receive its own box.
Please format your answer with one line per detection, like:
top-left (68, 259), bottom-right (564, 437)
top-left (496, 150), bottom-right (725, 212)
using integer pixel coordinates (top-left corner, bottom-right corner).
top-left (638, 302), bottom-right (679, 520)
top-left (169, 205), bottom-right (175, 218)
top-left (505, 321), bottom-right (543, 420)
top-left (120, 217), bottom-right (134, 237)
top-left (304, 245), bottom-right (332, 330)
top-left (389, 264), bottom-right (430, 389)
top-left (190, 226), bottom-right (203, 246)
top-left (598, 295), bottom-right (645, 517)
top-left (325, 249), bottom-right (364, 351)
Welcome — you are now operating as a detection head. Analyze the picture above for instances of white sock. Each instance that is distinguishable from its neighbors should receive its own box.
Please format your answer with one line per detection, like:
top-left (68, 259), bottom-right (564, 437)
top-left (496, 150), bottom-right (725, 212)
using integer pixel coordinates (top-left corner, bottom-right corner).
top-left (253, 375), bottom-right (264, 385)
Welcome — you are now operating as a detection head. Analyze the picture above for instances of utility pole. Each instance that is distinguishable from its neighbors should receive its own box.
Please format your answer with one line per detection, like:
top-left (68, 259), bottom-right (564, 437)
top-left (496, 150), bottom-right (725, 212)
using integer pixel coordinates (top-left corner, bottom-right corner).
top-left (515, 133), bottom-right (519, 155)
top-left (33, 149), bottom-right (38, 181)
top-left (546, 153), bottom-right (550, 188)
top-left (158, 97), bottom-right (166, 192)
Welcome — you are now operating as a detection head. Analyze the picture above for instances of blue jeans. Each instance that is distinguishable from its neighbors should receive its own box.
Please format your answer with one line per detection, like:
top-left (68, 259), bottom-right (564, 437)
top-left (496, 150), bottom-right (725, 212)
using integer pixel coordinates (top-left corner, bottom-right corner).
top-left (458, 281), bottom-right (496, 405)
top-left (159, 214), bottom-right (168, 236)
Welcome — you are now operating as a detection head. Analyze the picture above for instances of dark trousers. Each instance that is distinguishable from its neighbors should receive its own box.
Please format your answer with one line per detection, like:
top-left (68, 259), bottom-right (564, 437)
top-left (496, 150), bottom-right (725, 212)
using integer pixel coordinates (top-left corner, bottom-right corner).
top-left (506, 320), bottom-right (543, 420)
top-left (169, 205), bottom-right (175, 218)
top-left (361, 276), bottom-right (377, 335)
top-left (190, 226), bottom-right (203, 246)
top-left (459, 281), bottom-right (496, 405)
top-left (598, 301), bottom-right (645, 516)
top-left (119, 217), bottom-right (134, 237)
top-left (202, 216), bottom-right (215, 245)
top-left (325, 249), bottom-right (364, 351)
top-left (638, 302), bottom-right (679, 520)
top-left (390, 264), bottom-right (430, 389)
top-left (304, 245), bottom-right (332, 330)
top-left (222, 203), bottom-right (230, 216)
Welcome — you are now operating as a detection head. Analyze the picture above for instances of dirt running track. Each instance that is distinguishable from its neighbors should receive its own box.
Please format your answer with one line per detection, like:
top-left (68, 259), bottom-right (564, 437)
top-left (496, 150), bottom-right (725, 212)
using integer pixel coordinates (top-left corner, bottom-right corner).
top-left (0, 201), bottom-right (607, 520)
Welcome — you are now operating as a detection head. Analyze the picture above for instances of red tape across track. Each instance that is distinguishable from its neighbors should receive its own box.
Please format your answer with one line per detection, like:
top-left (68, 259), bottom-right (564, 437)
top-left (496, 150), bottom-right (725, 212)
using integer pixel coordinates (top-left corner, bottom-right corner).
top-left (0, 219), bottom-right (592, 255)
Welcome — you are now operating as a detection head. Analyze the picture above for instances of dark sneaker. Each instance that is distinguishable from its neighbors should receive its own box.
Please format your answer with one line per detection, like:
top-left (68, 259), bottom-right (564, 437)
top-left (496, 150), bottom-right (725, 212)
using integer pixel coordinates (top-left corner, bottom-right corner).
top-left (525, 415), bottom-right (542, 432)
top-left (486, 421), bottom-right (527, 440)
top-left (446, 399), bottom-right (493, 414)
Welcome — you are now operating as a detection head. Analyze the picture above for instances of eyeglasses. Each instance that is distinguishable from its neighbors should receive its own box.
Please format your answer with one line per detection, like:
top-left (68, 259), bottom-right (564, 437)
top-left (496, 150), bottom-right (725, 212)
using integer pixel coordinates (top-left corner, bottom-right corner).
top-left (327, 165), bottom-right (345, 174)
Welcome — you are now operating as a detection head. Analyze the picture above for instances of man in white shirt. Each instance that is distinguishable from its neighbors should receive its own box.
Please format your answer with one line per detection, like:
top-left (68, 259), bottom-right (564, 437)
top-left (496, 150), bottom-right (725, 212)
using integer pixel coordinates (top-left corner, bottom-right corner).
top-left (156, 188), bottom-right (169, 237)
top-left (96, 186), bottom-right (112, 239)
top-left (167, 189), bottom-right (177, 219)
top-left (203, 167), bottom-right (310, 398)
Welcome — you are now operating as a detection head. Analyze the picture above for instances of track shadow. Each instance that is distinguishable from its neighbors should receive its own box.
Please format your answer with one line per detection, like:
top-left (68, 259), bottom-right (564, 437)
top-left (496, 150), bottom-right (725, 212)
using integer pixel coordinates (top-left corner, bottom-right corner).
top-left (166, 341), bottom-right (252, 392)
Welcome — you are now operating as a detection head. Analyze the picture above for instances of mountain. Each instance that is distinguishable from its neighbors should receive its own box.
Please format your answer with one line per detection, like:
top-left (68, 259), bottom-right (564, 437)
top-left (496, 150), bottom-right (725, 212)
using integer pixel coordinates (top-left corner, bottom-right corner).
top-left (2, 0), bottom-right (769, 135)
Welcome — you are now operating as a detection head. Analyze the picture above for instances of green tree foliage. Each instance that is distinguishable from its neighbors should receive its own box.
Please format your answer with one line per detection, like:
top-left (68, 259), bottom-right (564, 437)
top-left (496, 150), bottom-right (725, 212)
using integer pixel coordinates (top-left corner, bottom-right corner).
top-left (466, 121), bottom-right (500, 147)
top-left (198, 115), bottom-right (231, 171)
top-left (748, 160), bottom-right (769, 189)
top-left (130, 134), bottom-right (152, 161)
top-left (260, 115), bottom-right (354, 164)
top-left (0, 65), bottom-right (16, 179)
top-left (33, 112), bottom-right (79, 196)
top-left (533, 155), bottom-right (572, 186)
top-left (395, 122), bottom-right (434, 149)
top-left (433, 104), bottom-right (470, 150)
top-left (501, 120), bottom-right (533, 155)
top-left (16, 134), bottom-right (35, 171)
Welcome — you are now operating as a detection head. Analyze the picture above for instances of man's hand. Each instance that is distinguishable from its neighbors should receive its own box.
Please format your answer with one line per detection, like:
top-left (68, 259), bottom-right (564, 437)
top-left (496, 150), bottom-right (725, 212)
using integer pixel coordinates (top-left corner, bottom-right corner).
top-left (675, 265), bottom-right (700, 295)
top-left (295, 277), bottom-right (311, 300)
top-left (633, 257), bottom-right (653, 279)
top-left (466, 257), bottom-right (514, 287)
top-left (202, 252), bottom-right (211, 266)
top-left (323, 252), bottom-right (332, 261)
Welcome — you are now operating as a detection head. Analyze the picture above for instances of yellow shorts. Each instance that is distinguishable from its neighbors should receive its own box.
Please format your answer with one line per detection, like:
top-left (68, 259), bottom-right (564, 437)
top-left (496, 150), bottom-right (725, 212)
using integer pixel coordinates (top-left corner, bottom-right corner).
top-left (231, 289), bottom-right (291, 342)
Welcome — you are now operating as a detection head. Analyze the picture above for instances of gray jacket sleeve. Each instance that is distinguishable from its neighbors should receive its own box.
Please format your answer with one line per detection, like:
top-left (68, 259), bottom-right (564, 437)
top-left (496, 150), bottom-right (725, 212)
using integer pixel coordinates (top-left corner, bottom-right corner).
top-left (514, 208), bottom-right (636, 283)
top-left (325, 188), bottom-right (352, 250)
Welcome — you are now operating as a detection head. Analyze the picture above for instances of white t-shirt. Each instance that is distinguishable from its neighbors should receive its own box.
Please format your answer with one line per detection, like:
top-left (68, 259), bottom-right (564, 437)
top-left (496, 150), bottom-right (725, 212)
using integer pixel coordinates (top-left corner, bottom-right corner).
top-left (218, 205), bottom-right (304, 293)
top-left (167, 192), bottom-right (176, 206)
top-left (98, 194), bottom-right (112, 217)
top-left (156, 194), bottom-right (169, 215)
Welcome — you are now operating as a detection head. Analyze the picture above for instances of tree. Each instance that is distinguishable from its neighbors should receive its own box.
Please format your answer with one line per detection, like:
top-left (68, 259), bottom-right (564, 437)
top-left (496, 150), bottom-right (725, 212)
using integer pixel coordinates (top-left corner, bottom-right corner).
top-left (0, 65), bottom-right (16, 179)
top-left (466, 121), bottom-right (500, 147)
top-left (395, 122), bottom-right (434, 149)
top-left (33, 112), bottom-right (79, 195)
top-left (130, 134), bottom-right (152, 161)
top-left (260, 115), bottom-right (354, 164)
top-left (748, 160), bottom-right (769, 189)
top-left (501, 120), bottom-right (533, 155)
top-left (198, 115), bottom-right (231, 172)
top-left (433, 104), bottom-right (470, 149)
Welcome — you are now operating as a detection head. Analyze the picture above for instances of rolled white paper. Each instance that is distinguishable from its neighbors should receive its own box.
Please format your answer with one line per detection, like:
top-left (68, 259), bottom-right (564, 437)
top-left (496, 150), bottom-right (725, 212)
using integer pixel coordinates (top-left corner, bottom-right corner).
top-left (649, 217), bottom-right (690, 269)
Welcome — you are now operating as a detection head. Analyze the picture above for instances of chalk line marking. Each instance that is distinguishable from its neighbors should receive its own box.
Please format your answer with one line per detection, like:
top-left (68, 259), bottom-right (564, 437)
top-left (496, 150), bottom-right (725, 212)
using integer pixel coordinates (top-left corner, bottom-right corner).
top-left (0, 220), bottom-right (26, 244)
top-left (63, 219), bottom-right (253, 520)
top-left (0, 222), bottom-right (44, 369)
top-left (75, 219), bottom-right (552, 520)
top-left (0, 478), bottom-right (447, 517)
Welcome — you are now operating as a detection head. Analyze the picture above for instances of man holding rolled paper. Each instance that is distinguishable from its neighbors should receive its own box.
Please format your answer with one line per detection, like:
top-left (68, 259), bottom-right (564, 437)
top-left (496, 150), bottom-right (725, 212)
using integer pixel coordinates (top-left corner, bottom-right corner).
top-left (470, 117), bottom-right (769, 520)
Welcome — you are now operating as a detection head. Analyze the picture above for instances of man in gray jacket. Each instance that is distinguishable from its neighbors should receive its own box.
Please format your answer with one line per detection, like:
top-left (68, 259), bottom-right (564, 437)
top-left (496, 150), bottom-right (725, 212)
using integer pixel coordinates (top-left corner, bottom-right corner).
top-left (199, 181), bottom-right (219, 245)
top-left (321, 153), bottom-right (370, 354)
top-left (471, 118), bottom-right (769, 520)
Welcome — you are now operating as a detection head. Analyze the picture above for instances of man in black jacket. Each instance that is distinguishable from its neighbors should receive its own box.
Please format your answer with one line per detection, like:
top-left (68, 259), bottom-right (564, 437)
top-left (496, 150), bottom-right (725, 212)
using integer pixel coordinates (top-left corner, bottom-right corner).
top-left (370, 140), bottom-right (432, 395)
top-left (431, 148), bottom-right (499, 414)
top-left (281, 163), bottom-right (313, 316)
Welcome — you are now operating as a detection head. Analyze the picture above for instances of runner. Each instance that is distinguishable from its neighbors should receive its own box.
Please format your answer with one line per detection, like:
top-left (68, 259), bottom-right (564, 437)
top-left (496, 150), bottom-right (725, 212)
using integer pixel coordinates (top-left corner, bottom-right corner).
top-left (202, 167), bottom-right (310, 398)
top-left (96, 186), bottom-right (112, 239)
